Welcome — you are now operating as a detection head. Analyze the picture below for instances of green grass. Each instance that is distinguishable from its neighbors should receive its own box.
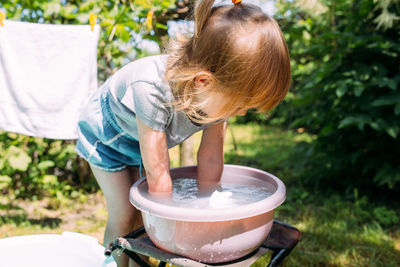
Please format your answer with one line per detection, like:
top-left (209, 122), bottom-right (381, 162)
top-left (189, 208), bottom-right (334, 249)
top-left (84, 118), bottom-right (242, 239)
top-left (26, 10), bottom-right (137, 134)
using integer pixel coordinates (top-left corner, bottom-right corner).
top-left (0, 193), bottom-right (107, 242)
top-left (1, 123), bottom-right (399, 266)
top-left (223, 124), bottom-right (400, 267)
top-left (276, 195), bottom-right (400, 266)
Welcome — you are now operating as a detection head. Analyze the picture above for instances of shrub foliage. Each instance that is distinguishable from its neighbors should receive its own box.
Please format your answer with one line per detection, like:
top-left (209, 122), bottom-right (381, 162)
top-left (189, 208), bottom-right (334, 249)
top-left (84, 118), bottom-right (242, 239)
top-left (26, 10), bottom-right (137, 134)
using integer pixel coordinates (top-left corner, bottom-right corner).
top-left (273, 0), bottom-right (400, 193)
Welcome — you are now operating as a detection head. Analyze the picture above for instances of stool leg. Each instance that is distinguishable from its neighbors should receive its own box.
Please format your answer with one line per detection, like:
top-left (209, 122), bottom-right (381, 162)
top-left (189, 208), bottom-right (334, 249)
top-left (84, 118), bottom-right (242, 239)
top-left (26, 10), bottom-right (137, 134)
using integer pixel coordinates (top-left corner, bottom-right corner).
top-left (124, 226), bottom-right (146, 239)
top-left (267, 248), bottom-right (290, 267)
top-left (123, 250), bottom-right (151, 267)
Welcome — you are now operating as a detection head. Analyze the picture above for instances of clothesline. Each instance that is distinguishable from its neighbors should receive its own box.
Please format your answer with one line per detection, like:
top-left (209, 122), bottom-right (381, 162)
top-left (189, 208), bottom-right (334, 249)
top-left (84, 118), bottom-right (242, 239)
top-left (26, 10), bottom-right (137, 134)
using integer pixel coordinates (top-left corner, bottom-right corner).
top-left (0, 10), bottom-right (97, 31)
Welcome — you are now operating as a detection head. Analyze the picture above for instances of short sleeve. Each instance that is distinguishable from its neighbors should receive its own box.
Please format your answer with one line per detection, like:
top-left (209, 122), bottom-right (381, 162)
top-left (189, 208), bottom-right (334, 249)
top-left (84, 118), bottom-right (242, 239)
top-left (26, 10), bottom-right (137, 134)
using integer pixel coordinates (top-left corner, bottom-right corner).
top-left (123, 81), bottom-right (171, 132)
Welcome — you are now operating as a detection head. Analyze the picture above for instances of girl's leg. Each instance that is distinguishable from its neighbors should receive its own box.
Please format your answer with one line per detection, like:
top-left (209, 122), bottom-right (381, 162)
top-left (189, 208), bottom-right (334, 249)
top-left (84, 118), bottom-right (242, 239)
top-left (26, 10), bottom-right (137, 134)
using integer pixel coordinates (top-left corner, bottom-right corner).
top-left (90, 164), bottom-right (143, 267)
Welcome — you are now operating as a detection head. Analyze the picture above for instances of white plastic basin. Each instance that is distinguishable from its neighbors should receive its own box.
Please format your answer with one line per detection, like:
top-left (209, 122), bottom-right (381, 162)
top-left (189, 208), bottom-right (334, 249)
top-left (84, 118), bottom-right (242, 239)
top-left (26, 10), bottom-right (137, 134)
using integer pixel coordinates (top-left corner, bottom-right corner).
top-left (130, 164), bottom-right (286, 263)
top-left (0, 231), bottom-right (116, 267)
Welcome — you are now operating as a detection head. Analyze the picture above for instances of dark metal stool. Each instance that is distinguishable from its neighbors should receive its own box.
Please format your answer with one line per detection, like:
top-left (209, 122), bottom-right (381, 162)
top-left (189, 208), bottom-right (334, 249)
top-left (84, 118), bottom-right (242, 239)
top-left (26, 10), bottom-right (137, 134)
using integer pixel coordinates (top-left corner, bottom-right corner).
top-left (106, 220), bottom-right (300, 267)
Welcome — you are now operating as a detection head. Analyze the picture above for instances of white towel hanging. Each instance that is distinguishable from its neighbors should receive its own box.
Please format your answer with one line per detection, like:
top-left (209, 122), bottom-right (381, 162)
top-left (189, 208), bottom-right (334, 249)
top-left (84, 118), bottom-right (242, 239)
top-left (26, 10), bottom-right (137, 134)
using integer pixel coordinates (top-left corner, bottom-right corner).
top-left (0, 20), bottom-right (100, 139)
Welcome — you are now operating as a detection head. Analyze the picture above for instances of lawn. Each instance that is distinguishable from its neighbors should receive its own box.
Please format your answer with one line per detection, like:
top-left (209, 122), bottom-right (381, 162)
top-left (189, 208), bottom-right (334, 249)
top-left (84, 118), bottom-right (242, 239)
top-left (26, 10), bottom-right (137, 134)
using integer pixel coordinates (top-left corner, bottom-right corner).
top-left (1, 123), bottom-right (399, 266)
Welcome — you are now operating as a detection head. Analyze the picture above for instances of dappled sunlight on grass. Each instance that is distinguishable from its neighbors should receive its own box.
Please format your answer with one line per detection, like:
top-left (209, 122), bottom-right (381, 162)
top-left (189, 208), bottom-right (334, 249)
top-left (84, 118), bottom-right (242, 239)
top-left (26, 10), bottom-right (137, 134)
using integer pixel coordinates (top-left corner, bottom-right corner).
top-left (395, 239), bottom-right (400, 251)
top-left (224, 124), bottom-right (304, 181)
top-left (0, 192), bottom-right (107, 243)
top-left (333, 252), bottom-right (351, 266)
top-left (0, 225), bottom-right (62, 239)
top-left (280, 194), bottom-right (400, 266)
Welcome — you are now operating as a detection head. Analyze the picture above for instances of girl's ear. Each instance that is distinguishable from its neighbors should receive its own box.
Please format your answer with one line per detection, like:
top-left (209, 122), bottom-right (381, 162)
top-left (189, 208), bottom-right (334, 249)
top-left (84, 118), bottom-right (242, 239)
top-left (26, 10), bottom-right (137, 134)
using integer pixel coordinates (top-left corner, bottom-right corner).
top-left (194, 73), bottom-right (213, 90)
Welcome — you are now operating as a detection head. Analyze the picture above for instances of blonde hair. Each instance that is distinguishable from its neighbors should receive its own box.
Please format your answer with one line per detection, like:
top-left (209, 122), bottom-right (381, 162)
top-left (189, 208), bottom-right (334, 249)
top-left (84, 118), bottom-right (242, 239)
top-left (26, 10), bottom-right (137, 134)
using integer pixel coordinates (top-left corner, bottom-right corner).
top-left (165, 0), bottom-right (291, 123)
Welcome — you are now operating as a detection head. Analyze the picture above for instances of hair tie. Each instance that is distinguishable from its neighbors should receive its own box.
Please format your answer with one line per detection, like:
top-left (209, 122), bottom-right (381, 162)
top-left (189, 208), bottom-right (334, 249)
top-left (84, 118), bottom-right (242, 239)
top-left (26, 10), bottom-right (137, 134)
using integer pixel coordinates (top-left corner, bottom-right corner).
top-left (232, 0), bottom-right (242, 5)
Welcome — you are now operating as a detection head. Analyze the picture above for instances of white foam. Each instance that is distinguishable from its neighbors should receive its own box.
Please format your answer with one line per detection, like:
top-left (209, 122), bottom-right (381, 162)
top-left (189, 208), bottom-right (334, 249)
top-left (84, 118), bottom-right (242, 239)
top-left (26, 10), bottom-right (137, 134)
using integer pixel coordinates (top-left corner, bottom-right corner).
top-left (209, 190), bottom-right (234, 208)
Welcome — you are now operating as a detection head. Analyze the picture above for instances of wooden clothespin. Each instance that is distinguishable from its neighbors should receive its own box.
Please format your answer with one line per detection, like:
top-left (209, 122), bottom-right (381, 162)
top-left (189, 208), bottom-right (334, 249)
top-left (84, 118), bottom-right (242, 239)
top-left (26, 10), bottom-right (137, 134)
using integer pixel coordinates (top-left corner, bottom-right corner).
top-left (0, 10), bottom-right (6, 27)
top-left (89, 13), bottom-right (97, 31)
top-left (146, 10), bottom-right (154, 31)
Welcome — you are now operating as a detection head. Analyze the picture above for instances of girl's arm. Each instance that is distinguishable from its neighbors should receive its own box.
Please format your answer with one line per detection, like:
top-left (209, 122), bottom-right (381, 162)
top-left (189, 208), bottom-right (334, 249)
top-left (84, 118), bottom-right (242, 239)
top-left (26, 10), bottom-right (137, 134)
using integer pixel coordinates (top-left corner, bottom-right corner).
top-left (197, 121), bottom-right (228, 186)
top-left (137, 117), bottom-right (173, 194)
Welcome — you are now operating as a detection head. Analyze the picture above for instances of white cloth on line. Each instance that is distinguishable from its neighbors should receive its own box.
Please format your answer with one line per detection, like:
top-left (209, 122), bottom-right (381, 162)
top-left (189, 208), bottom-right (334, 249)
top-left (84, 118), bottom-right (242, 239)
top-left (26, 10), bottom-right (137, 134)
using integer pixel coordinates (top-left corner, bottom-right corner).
top-left (0, 20), bottom-right (100, 139)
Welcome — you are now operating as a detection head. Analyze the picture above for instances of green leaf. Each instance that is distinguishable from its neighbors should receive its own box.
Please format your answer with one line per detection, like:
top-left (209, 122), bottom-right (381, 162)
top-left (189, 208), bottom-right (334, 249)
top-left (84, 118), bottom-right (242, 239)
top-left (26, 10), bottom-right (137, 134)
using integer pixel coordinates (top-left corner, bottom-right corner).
top-left (0, 175), bottom-right (12, 183)
top-left (395, 103), bottom-right (400, 115)
top-left (7, 133), bottom-right (18, 139)
top-left (43, 175), bottom-right (58, 185)
top-left (134, 0), bottom-right (153, 9)
top-left (373, 207), bottom-right (399, 225)
top-left (37, 160), bottom-right (55, 171)
top-left (155, 23), bottom-right (168, 30)
top-left (338, 115), bottom-right (371, 131)
top-left (0, 175), bottom-right (12, 190)
top-left (371, 94), bottom-right (400, 107)
top-left (383, 77), bottom-right (398, 91)
top-left (373, 165), bottom-right (400, 189)
top-left (369, 121), bottom-right (380, 131)
top-left (48, 141), bottom-right (63, 155)
top-left (5, 146), bottom-right (32, 171)
top-left (336, 85), bottom-right (347, 98)
top-left (116, 24), bottom-right (131, 42)
top-left (160, 0), bottom-right (176, 9)
top-left (76, 13), bottom-right (89, 24)
top-left (43, 2), bottom-right (61, 18)
top-left (386, 127), bottom-right (399, 139)
top-left (388, 79), bottom-right (396, 90)
top-left (354, 86), bottom-right (364, 97)
top-left (33, 137), bottom-right (47, 150)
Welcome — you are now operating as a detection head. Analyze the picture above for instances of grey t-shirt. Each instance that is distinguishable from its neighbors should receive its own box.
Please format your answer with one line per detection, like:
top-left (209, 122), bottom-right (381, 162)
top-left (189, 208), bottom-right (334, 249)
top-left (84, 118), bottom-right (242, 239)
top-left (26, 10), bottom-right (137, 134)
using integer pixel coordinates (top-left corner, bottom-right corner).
top-left (104, 55), bottom-right (209, 148)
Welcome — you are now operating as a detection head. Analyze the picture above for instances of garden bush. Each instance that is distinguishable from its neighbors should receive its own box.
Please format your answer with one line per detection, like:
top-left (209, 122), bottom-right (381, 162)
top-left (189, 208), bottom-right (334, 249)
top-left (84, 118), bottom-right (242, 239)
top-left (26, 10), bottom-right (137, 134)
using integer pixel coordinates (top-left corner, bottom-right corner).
top-left (269, 0), bottom-right (400, 196)
top-left (0, 131), bottom-right (96, 199)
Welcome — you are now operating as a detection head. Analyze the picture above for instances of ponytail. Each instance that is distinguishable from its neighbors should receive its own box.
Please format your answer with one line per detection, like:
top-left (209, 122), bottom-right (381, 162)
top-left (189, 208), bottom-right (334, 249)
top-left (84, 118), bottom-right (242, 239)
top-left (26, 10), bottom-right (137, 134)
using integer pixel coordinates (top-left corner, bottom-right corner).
top-left (193, 0), bottom-right (215, 47)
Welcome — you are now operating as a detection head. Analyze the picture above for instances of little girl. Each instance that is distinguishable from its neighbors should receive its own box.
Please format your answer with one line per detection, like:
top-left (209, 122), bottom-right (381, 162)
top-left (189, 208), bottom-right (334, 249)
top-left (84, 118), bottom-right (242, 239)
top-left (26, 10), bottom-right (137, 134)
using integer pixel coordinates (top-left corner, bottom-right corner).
top-left (75, 0), bottom-right (290, 266)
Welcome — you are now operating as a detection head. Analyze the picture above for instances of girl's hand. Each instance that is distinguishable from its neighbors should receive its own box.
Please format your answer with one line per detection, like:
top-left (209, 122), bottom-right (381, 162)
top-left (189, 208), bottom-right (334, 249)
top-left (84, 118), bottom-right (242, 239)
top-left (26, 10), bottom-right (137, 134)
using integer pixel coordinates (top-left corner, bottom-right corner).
top-left (136, 117), bottom-right (173, 194)
top-left (147, 177), bottom-right (173, 195)
top-left (197, 121), bottom-right (227, 188)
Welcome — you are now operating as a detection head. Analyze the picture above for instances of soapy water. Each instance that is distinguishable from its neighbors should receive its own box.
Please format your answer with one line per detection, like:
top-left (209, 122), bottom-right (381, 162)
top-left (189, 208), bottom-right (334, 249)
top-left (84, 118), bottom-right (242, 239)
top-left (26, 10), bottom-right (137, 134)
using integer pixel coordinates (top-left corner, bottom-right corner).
top-left (153, 178), bottom-right (273, 209)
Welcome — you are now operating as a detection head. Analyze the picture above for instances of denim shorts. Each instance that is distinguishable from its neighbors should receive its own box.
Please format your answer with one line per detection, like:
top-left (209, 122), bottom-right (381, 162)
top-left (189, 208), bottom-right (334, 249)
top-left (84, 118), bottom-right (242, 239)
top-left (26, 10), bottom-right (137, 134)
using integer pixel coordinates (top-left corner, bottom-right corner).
top-left (75, 87), bottom-right (142, 172)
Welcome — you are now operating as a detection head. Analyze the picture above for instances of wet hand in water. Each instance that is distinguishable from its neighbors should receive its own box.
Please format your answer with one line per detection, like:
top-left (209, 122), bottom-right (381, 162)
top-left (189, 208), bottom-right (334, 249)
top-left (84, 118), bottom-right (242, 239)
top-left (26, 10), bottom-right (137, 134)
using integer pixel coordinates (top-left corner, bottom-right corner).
top-left (147, 175), bottom-right (173, 195)
top-left (147, 190), bottom-right (173, 203)
top-left (197, 180), bottom-right (222, 197)
top-left (147, 178), bottom-right (173, 203)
